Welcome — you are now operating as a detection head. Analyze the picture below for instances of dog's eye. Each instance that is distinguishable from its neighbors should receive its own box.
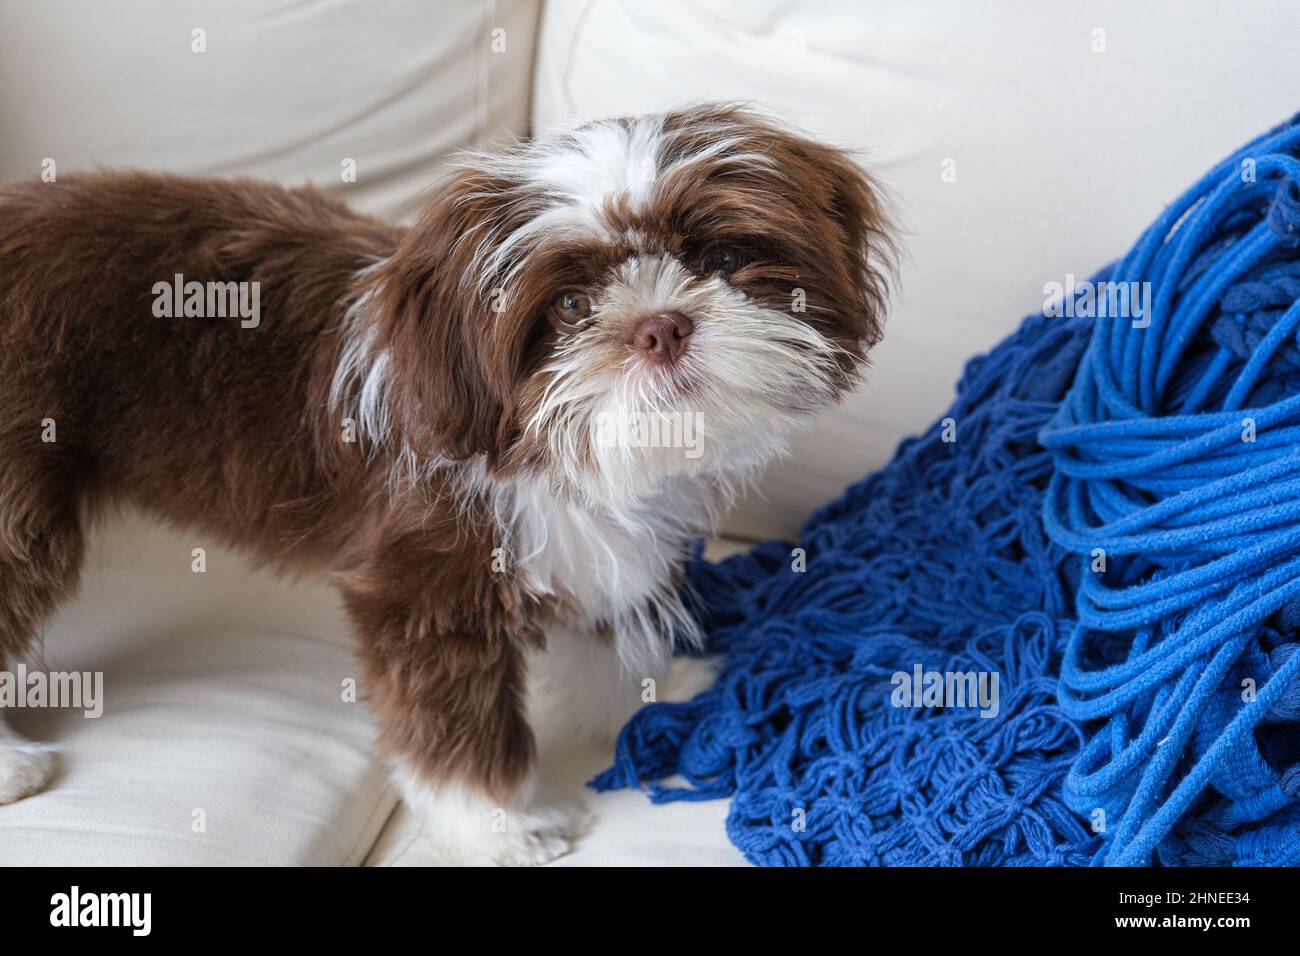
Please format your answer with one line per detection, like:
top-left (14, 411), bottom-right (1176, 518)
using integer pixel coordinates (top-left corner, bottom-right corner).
top-left (554, 291), bottom-right (594, 324)
top-left (696, 243), bottom-right (745, 276)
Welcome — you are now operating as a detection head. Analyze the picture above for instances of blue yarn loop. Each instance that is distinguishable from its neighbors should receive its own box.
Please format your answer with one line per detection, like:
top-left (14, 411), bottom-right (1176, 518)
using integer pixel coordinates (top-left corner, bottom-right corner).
top-left (593, 112), bottom-right (1300, 867)
top-left (592, 312), bottom-right (1101, 865)
top-left (1041, 113), bottom-right (1300, 866)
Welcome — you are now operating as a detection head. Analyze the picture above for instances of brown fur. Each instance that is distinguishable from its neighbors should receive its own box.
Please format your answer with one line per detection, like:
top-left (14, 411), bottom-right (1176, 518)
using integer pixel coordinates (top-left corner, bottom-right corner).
top-left (0, 107), bottom-right (889, 805)
top-left (0, 172), bottom-right (539, 797)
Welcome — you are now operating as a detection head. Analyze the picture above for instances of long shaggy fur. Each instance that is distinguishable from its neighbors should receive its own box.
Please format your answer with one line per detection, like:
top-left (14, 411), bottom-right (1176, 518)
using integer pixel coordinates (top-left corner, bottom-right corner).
top-left (0, 105), bottom-right (891, 861)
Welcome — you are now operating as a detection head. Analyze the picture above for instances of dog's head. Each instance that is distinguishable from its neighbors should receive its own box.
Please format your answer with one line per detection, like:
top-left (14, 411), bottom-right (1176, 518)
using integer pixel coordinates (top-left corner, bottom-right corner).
top-left (359, 104), bottom-right (892, 503)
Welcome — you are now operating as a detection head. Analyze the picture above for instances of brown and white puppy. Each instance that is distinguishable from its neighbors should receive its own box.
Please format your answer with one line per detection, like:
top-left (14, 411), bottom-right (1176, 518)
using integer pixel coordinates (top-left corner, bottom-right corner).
top-left (0, 105), bottom-right (890, 862)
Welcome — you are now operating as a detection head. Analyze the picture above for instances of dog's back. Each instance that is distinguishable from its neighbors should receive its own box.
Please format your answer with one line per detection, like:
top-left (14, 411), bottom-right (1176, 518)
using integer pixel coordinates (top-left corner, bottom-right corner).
top-left (0, 173), bottom-right (400, 567)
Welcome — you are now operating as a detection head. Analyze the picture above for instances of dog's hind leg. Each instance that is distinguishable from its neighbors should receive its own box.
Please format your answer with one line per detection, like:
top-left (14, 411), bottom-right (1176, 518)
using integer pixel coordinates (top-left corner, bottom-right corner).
top-left (0, 431), bottom-right (85, 804)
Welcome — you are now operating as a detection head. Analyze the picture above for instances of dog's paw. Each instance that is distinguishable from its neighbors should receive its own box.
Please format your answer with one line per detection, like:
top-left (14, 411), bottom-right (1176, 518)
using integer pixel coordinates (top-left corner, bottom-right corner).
top-left (0, 741), bottom-right (54, 805)
top-left (480, 803), bottom-right (586, 867)
top-left (399, 774), bottom-right (588, 867)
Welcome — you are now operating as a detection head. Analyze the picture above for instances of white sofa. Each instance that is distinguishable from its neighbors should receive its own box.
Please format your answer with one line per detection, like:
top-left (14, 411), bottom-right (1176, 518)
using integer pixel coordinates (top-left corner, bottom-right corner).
top-left (1, 0), bottom-right (1298, 866)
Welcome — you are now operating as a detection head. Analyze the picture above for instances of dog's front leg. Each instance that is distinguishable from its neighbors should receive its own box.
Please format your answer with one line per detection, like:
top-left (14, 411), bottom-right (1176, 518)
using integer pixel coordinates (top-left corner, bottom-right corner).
top-left (342, 583), bottom-right (583, 866)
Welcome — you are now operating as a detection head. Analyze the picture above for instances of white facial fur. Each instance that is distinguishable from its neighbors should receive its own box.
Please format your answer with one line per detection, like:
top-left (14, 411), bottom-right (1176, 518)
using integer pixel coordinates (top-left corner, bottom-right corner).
top-left (458, 110), bottom-right (849, 505)
top-left (529, 251), bottom-right (846, 507)
top-left (462, 111), bottom-right (779, 301)
top-left (335, 109), bottom-right (853, 502)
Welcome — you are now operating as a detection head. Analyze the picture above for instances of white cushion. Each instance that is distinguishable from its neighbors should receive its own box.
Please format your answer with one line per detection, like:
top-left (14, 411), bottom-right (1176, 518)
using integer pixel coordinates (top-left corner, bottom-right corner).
top-left (532, 0), bottom-right (1300, 539)
top-left (0, 0), bottom-right (541, 220)
top-left (0, 511), bottom-right (396, 866)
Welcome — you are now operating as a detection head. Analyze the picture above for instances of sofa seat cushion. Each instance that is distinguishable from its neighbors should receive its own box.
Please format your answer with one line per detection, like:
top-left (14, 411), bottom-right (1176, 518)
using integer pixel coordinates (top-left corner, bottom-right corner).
top-left (0, 511), bottom-right (396, 866)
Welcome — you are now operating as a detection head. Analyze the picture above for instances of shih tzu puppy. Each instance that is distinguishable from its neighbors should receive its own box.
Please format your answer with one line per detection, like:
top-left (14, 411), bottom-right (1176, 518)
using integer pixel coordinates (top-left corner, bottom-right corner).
top-left (0, 105), bottom-right (890, 863)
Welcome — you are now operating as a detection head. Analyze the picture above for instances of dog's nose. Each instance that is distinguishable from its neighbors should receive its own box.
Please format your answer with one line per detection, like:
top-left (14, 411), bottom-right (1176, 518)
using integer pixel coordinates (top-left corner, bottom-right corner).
top-left (627, 312), bottom-right (694, 364)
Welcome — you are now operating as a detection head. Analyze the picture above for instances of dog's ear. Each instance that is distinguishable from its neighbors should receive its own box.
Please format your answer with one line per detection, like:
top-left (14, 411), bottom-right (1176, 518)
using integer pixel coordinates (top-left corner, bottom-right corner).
top-left (367, 168), bottom-right (530, 463)
top-left (662, 105), bottom-right (893, 351)
top-left (763, 125), bottom-right (894, 351)
top-left (812, 142), bottom-right (894, 349)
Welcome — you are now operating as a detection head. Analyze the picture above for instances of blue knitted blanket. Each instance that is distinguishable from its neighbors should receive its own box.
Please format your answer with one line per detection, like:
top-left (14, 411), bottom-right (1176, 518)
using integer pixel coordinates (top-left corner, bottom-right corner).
top-left (593, 114), bottom-right (1300, 866)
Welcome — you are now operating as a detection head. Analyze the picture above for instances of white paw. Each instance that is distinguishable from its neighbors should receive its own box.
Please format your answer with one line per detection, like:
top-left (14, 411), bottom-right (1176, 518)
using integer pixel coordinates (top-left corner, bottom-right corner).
top-left (481, 802), bottom-right (586, 867)
top-left (659, 655), bottom-right (722, 703)
top-left (398, 773), bottom-right (587, 867)
top-left (0, 741), bottom-right (55, 805)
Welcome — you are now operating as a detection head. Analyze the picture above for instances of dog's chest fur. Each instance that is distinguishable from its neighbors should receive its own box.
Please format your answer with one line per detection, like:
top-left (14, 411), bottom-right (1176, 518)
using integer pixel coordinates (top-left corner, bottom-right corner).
top-left (495, 475), bottom-right (711, 672)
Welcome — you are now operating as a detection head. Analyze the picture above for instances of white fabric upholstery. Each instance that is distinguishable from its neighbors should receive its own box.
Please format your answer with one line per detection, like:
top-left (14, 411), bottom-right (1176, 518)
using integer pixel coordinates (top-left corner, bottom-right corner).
top-left (0, 511), bottom-right (397, 866)
top-left (0, 0), bottom-right (541, 221)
